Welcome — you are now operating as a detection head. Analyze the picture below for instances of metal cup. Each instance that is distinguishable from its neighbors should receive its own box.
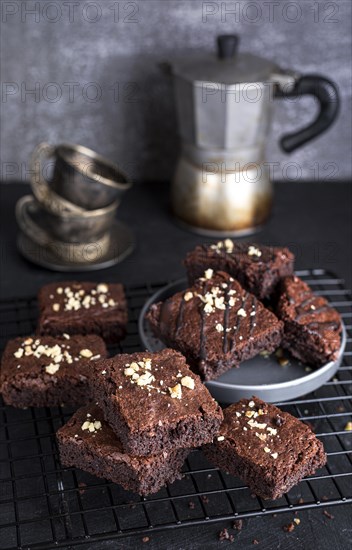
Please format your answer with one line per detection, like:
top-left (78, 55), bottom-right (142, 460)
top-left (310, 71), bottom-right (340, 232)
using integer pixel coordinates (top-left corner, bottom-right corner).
top-left (16, 195), bottom-right (112, 263)
top-left (31, 142), bottom-right (132, 210)
top-left (17, 193), bottom-right (118, 243)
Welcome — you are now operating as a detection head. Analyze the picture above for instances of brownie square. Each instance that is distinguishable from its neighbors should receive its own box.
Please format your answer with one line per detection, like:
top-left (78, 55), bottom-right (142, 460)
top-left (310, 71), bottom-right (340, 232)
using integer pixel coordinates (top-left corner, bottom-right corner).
top-left (88, 348), bottom-right (223, 456)
top-left (184, 241), bottom-right (294, 300)
top-left (203, 397), bottom-right (326, 500)
top-left (38, 281), bottom-right (128, 343)
top-left (276, 276), bottom-right (342, 367)
top-left (147, 271), bottom-right (283, 381)
top-left (57, 405), bottom-right (190, 496)
top-left (0, 334), bottom-right (107, 408)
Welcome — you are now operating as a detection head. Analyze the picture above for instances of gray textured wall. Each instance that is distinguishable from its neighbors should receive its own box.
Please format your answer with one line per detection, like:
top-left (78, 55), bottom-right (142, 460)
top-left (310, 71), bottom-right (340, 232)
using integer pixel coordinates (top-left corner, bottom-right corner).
top-left (1, 0), bottom-right (351, 183)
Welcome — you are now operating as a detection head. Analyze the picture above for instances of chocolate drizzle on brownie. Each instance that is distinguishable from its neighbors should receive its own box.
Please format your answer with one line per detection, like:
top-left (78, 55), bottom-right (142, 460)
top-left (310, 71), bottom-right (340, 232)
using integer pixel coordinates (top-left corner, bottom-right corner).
top-left (175, 294), bottom-right (186, 338)
top-left (295, 305), bottom-right (331, 322)
top-left (147, 271), bottom-right (283, 381)
top-left (199, 279), bottom-right (211, 362)
top-left (277, 276), bottom-right (342, 367)
top-left (307, 320), bottom-right (340, 332)
top-left (222, 287), bottom-right (231, 353)
top-left (289, 279), bottom-right (341, 338)
top-left (229, 294), bottom-right (249, 352)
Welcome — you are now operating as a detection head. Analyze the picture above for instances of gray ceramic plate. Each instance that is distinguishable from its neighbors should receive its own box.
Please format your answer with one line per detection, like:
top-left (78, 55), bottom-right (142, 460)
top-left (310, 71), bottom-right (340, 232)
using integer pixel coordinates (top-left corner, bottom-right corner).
top-left (138, 279), bottom-right (346, 404)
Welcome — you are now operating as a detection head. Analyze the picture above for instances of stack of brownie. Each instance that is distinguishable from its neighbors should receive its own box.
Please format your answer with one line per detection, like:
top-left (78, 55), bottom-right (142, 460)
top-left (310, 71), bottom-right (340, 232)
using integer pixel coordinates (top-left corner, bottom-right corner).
top-left (0, 281), bottom-right (128, 407)
top-left (148, 240), bottom-right (342, 379)
top-left (56, 343), bottom-right (327, 499)
top-left (57, 349), bottom-right (224, 495)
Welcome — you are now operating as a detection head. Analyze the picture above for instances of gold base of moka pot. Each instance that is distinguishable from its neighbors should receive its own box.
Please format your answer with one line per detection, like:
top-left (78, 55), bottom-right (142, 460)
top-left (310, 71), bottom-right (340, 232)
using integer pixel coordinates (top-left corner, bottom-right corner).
top-left (171, 155), bottom-right (273, 236)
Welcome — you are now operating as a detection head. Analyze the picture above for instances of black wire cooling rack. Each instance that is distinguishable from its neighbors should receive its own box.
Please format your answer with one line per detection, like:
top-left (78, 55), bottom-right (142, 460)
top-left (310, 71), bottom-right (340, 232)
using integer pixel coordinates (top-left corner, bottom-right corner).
top-left (0, 270), bottom-right (351, 550)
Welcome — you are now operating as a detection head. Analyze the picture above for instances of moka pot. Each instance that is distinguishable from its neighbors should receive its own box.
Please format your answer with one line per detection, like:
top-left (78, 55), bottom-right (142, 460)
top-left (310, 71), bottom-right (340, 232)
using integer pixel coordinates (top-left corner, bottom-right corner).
top-left (169, 35), bottom-right (340, 235)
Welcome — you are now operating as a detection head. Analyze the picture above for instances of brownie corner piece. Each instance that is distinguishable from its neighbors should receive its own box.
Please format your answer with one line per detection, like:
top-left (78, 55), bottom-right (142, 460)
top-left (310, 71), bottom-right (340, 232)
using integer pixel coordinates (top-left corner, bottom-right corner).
top-left (146, 271), bottom-right (283, 381)
top-left (184, 241), bottom-right (294, 299)
top-left (277, 275), bottom-right (342, 367)
top-left (38, 281), bottom-right (128, 343)
top-left (88, 348), bottom-right (223, 456)
top-left (57, 404), bottom-right (190, 496)
top-left (203, 396), bottom-right (326, 500)
top-left (0, 334), bottom-right (107, 408)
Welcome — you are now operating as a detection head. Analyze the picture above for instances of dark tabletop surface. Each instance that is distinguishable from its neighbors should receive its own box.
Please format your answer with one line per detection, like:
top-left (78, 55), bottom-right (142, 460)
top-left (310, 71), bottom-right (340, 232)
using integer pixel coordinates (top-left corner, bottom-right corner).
top-left (0, 181), bottom-right (351, 549)
top-left (1, 181), bottom-right (351, 298)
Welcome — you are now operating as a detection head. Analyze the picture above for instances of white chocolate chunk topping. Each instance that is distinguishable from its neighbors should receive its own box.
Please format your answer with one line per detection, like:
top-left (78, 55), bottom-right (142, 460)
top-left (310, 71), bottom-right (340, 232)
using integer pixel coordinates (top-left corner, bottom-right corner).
top-left (48, 283), bottom-right (119, 311)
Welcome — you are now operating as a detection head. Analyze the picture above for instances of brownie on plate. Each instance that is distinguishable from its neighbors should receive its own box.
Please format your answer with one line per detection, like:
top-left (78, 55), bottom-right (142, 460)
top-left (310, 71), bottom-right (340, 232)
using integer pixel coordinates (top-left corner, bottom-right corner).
top-left (38, 281), bottom-right (128, 343)
top-left (57, 405), bottom-right (190, 496)
top-left (88, 348), bottom-right (223, 456)
top-left (277, 276), bottom-right (342, 367)
top-left (0, 334), bottom-right (107, 408)
top-left (203, 397), bottom-right (326, 500)
top-left (184, 241), bottom-right (294, 300)
top-left (147, 271), bottom-right (283, 381)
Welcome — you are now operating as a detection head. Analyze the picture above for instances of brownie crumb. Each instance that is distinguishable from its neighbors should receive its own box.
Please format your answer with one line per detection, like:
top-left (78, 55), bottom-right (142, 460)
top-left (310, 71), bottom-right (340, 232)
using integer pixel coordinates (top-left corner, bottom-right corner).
top-left (201, 495), bottom-right (209, 504)
top-left (233, 519), bottom-right (243, 531)
top-left (323, 510), bottom-right (334, 520)
top-left (78, 482), bottom-right (86, 495)
top-left (252, 539), bottom-right (259, 545)
top-left (276, 349), bottom-right (290, 367)
top-left (321, 495), bottom-right (328, 501)
top-left (218, 528), bottom-right (234, 542)
top-left (142, 536), bottom-right (150, 543)
top-left (298, 497), bottom-right (304, 504)
top-left (283, 522), bottom-right (295, 532)
top-left (188, 501), bottom-right (195, 509)
top-left (275, 415), bottom-right (285, 427)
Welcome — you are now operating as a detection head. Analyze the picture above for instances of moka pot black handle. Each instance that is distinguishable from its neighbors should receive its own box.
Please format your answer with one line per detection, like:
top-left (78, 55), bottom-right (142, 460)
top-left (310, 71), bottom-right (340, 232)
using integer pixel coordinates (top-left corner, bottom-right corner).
top-left (275, 74), bottom-right (340, 153)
